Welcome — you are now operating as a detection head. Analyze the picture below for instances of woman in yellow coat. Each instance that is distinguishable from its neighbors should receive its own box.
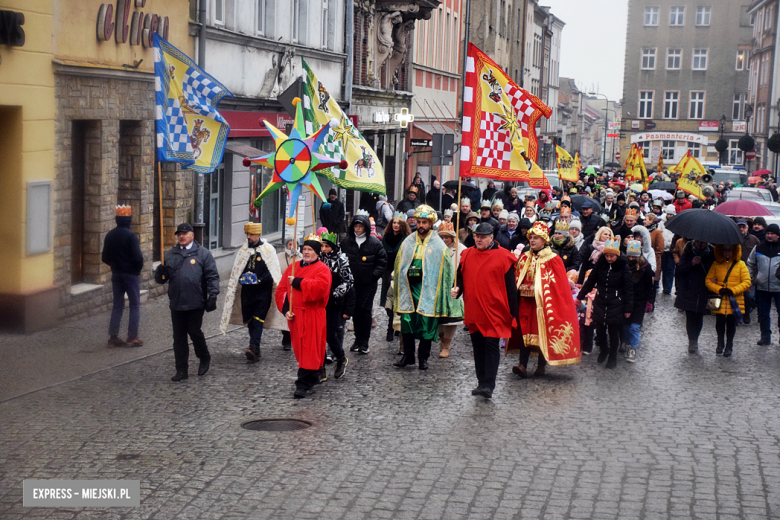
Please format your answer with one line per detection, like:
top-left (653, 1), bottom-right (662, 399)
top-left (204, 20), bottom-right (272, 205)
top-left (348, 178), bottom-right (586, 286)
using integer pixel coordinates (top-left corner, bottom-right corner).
top-left (705, 244), bottom-right (751, 357)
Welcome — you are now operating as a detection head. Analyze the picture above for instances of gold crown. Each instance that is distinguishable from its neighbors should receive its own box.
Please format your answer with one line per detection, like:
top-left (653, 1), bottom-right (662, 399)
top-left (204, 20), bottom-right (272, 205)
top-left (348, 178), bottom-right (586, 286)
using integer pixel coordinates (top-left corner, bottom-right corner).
top-left (559, 206), bottom-right (571, 217)
top-left (244, 222), bottom-right (262, 234)
top-left (554, 220), bottom-right (570, 233)
top-left (115, 205), bottom-right (132, 216)
top-left (303, 233), bottom-right (322, 244)
top-left (604, 238), bottom-right (621, 255)
top-left (624, 208), bottom-right (638, 218)
top-left (414, 204), bottom-right (438, 222)
top-left (527, 221), bottom-right (550, 242)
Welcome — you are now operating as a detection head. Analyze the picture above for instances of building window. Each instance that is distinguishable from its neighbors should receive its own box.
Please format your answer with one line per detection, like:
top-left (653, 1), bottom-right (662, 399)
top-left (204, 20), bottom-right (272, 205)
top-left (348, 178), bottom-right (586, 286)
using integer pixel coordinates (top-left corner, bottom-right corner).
top-left (766, 5), bottom-right (774, 30)
top-left (688, 142), bottom-right (701, 158)
top-left (256, 0), bottom-right (265, 35)
top-left (641, 48), bottom-right (656, 70)
top-left (736, 50), bottom-right (746, 70)
top-left (689, 91), bottom-right (705, 119)
top-left (292, 0), bottom-right (300, 43)
top-left (213, 0), bottom-right (225, 25)
top-left (645, 6), bottom-right (659, 26)
top-left (639, 91), bottom-right (654, 119)
top-left (696, 6), bottom-right (711, 26)
top-left (670, 6), bottom-right (685, 26)
top-left (667, 48), bottom-right (682, 69)
top-left (321, 0), bottom-right (328, 48)
top-left (733, 93), bottom-right (745, 120)
top-left (638, 141), bottom-right (651, 158)
top-left (662, 140), bottom-right (675, 160)
top-left (692, 49), bottom-right (708, 70)
top-left (664, 91), bottom-right (679, 119)
top-left (728, 139), bottom-right (744, 165)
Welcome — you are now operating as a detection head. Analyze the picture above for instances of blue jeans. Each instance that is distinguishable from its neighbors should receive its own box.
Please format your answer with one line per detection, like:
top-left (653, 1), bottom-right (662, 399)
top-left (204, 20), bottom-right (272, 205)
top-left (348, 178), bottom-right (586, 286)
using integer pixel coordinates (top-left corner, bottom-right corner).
top-left (109, 272), bottom-right (140, 338)
top-left (755, 290), bottom-right (780, 340)
top-left (622, 322), bottom-right (642, 349)
top-left (661, 251), bottom-right (675, 294)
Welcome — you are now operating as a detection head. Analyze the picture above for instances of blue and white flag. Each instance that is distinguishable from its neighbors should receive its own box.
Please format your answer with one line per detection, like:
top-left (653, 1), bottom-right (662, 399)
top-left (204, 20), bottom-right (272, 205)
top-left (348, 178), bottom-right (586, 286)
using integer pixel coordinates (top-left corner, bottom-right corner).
top-left (154, 33), bottom-right (232, 174)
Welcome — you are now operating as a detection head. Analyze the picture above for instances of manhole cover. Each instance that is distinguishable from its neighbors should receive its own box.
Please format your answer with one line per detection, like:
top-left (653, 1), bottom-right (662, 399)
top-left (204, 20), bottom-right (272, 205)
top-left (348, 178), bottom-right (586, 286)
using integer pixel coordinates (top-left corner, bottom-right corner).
top-left (241, 419), bottom-right (312, 432)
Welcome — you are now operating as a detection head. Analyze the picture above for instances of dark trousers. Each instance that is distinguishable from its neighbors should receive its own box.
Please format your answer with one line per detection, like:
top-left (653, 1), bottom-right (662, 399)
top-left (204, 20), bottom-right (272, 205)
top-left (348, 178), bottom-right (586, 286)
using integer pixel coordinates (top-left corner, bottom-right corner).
top-left (470, 331), bottom-right (500, 391)
top-left (518, 344), bottom-right (547, 369)
top-left (326, 307), bottom-right (346, 359)
top-left (248, 318), bottom-right (264, 345)
top-left (715, 314), bottom-right (736, 347)
top-left (109, 272), bottom-right (140, 338)
top-left (755, 290), bottom-right (780, 340)
top-left (661, 251), bottom-right (675, 294)
top-left (296, 368), bottom-right (320, 392)
top-left (402, 333), bottom-right (432, 361)
top-left (354, 282), bottom-right (378, 345)
top-left (685, 311), bottom-right (705, 343)
top-left (595, 322), bottom-right (621, 359)
top-left (580, 321), bottom-right (594, 353)
top-left (171, 308), bottom-right (209, 372)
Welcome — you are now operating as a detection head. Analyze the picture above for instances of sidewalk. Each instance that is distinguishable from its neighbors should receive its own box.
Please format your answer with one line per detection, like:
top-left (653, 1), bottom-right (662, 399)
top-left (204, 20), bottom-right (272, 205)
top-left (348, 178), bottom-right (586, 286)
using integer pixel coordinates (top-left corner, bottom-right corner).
top-left (0, 279), bottom-right (240, 402)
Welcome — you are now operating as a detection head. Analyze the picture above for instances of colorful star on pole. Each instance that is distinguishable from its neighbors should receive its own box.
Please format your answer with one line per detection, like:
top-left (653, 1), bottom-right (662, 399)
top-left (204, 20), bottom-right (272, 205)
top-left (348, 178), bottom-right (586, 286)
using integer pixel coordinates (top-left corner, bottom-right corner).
top-left (243, 97), bottom-right (347, 224)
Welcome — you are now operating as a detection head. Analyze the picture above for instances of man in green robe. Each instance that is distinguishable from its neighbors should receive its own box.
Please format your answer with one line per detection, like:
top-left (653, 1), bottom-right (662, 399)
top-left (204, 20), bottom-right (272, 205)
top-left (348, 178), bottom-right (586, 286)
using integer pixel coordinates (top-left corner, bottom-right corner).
top-left (393, 204), bottom-right (462, 370)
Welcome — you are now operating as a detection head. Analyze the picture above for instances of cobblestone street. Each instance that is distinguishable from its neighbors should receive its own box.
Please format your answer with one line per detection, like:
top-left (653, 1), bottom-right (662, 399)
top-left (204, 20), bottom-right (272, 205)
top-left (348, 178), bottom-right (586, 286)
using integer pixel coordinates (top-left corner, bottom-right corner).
top-left (1, 294), bottom-right (780, 519)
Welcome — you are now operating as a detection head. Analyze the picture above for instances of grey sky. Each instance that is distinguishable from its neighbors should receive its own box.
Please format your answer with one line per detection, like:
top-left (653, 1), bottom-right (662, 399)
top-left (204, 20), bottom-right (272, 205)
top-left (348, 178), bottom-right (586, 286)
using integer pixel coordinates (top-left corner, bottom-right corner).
top-left (547, 0), bottom-right (628, 103)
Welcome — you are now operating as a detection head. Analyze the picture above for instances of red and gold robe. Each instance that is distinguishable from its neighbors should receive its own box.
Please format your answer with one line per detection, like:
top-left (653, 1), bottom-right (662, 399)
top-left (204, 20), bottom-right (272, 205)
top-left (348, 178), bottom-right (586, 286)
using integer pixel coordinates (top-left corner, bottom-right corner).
top-left (275, 260), bottom-right (331, 370)
top-left (507, 246), bottom-right (581, 366)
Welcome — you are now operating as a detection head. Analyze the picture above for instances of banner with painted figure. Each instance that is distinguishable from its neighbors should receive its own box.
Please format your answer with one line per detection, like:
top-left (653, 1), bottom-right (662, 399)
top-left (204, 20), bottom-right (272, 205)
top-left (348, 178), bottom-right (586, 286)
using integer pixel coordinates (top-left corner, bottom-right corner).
top-left (625, 144), bottom-right (649, 189)
top-left (675, 151), bottom-right (706, 200)
top-left (555, 145), bottom-right (578, 182)
top-left (154, 33), bottom-right (232, 174)
top-left (574, 151), bottom-right (583, 173)
top-left (460, 43), bottom-right (552, 186)
top-left (300, 58), bottom-right (385, 194)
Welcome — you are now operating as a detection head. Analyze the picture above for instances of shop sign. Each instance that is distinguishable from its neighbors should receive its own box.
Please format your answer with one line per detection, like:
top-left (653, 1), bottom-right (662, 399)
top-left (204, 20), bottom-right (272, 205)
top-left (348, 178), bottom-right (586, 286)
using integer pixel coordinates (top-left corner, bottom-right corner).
top-left (630, 132), bottom-right (709, 145)
top-left (608, 122), bottom-right (621, 130)
top-left (96, 1), bottom-right (168, 47)
top-left (411, 139), bottom-right (432, 147)
top-left (644, 120), bottom-right (656, 130)
top-left (0, 10), bottom-right (25, 46)
top-left (698, 121), bottom-right (719, 132)
top-left (631, 120), bottom-right (640, 129)
top-left (733, 121), bottom-right (747, 132)
top-left (373, 112), bottom-right (391, 123)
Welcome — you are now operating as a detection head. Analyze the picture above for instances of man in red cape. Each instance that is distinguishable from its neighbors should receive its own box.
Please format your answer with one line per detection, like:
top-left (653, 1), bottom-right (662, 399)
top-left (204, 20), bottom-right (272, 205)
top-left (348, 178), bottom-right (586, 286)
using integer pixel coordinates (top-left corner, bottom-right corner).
top-left (452, 223), bottom-right (519, 399)
top-left (508, 221), bottom-right (581, 376)
top-left (275, 233), bottom-right (332, 398)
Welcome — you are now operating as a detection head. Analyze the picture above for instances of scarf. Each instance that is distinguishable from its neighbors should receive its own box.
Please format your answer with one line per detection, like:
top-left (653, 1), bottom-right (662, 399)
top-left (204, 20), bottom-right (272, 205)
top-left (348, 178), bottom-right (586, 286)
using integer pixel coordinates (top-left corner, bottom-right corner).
top-left (590, 239), bottom-right (606, 263)
top-left (383, 229), bottom-right (406, 250)
top-left (645, 222), bottom-right (658, 233)
top-left (355, 232), bottom-right (367, 247)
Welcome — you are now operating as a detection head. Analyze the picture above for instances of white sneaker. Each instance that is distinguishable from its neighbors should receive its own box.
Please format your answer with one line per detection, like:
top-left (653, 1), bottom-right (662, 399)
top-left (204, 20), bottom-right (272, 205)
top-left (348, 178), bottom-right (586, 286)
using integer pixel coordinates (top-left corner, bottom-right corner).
top-left (626, 348), bottom-right (637, 363)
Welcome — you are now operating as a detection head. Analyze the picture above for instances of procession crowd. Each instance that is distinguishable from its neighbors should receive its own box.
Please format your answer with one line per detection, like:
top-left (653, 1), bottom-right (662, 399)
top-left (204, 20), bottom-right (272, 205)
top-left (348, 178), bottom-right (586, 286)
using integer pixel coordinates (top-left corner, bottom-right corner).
top-left (100, 169), bottom-right (780, 399)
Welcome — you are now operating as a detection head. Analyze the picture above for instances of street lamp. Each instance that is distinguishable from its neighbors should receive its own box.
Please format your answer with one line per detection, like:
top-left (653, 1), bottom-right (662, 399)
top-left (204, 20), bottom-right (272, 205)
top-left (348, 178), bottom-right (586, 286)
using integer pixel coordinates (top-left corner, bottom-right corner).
top-left (589, 92), bottom-right (609, 167)
top-left (715, 114), bottom-right (728, 166)
top-left (740, 103), bottom-right (755, 170)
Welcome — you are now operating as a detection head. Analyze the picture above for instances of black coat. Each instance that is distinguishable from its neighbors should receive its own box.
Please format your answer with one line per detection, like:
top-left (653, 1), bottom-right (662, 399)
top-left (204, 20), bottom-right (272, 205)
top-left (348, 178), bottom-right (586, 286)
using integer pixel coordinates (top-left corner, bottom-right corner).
top-left (101, 216), bottom-right (144, 276)
top-left (320, 198), bottom-right (345, 233)
top-left (496, 224), bottom-right (521, 250)
top-left (155, 241), bottom-right (220, 311)
top-left (339, 215), bottom-right (388, 286)
top-left (674, 242), bottom-right (716, 313)
top-left (481, 215), bottom-right (500, 236)
top-left (578, 255), bottom-right (633, 326)
top-left (579, 213), bottom-right (605, 238)
top-left (577, 234), bottom-right (598, 284)
top-left (627, 261), bottom-right (654, 324)
top-left (551, 237), bottom-right (582, 272)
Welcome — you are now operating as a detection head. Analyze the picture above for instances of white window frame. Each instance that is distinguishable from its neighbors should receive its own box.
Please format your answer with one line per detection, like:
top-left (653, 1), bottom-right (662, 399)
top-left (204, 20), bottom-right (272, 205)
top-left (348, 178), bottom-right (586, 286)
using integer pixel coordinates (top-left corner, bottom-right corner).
top-left (662, 140), bottom-right (676, 161)
top-left (641, 48), bottom-right (657, 70)
top-left (213, 0), bottom-right (225, 26)
top-left (292, 0), bottom-right (300, 43)
top-left (639, 91), bottom-right (654, 119)
top-left (766, 5), bottom-right (774, 30)
top-left (736, 50), bottom-right (746, 71)
top-left (689, 91), bottom-right (705, 119)
top-left (670, 6), bottom-right (685, 26)
top-left (644, 6), bottom-right (659, 26)
top-left (728, 139), bottom-right (744, 166)
top-left (733, 93), bottom-right (744, 120)
top-left (667, 48), bottom-right (682, 70)
top-left (692, 48), bottom-right (708, 70)
top-left (256, 0), bottom-right (265, 36)
top-left (688, 142), bottom-right (701, 159)
top-left (321, 0), bottom-right (329, 48)
top-left (695, 6), bottom-right (711, 26)
top-left (664, 91), bottom-right (680, 119)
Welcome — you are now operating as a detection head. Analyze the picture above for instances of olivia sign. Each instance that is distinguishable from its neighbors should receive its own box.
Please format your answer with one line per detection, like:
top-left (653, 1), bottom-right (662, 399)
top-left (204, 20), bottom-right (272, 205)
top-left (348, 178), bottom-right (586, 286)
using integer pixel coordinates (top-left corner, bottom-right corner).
top-left (96, 0), bottom-right (169, 48)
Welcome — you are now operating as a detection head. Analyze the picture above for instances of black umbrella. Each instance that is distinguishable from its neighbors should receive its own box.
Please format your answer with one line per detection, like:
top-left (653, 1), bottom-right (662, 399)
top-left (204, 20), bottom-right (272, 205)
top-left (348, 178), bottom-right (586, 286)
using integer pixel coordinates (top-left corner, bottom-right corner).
top-left (650, 181), bottom-right (676, 190)
top-left (664, 209), bottom-right (743, 245)
top-left (570, 195), bottom-right (602, 213)
top-left (443, 179), bottom-right (476, 190)
top-left (604, 162), bottom-right (621, 168)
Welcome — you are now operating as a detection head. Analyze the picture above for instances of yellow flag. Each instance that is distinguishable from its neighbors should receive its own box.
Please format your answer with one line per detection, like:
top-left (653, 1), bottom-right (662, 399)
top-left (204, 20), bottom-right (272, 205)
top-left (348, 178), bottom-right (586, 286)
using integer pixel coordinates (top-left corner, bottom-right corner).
top-left (675, 151), bottom-right (705, 199)
top-left (556, 145), bottom-right (578, 182)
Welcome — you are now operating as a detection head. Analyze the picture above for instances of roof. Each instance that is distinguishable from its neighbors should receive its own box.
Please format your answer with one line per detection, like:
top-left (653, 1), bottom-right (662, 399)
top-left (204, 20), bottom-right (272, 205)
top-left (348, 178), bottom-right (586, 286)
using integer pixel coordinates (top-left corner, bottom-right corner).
top-left (224, 141), bottom-right (264, 158)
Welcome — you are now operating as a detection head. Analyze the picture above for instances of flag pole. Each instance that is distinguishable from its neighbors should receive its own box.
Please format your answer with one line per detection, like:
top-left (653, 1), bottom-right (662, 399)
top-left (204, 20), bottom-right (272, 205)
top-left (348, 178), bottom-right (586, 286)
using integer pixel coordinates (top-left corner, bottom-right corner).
top-left (453, 178), bottom-right (462, 289)
top-left (158, 161), bottom-right (165, 274)
top-left (289, 193), bottom-right (300, 311)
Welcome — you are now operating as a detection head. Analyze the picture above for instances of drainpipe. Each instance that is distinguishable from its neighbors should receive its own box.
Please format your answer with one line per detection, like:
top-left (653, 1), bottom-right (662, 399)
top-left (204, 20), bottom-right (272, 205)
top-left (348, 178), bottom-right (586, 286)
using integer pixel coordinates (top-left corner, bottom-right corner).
top-left (342, 0), bottom-right (354, 207)
top-left (194, 0), bottom-right (208, 228)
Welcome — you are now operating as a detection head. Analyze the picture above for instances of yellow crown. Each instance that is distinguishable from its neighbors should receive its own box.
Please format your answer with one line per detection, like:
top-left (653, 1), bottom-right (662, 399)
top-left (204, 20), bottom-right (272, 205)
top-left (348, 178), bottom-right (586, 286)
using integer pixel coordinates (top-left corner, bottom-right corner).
top-left (604, 238), bottom-right (621, 255)
top-left (554, 220), bottom-right (570, 233)
top-left (414, 204), bottom-right (438, 223)
top-left (527, 221), bottom-right (550, 242)
top-left (244, 222), bottom-right (262, 234)
top-left (304, 233), bottom-right (322, 244)
top-left (624, 208), bottom-right (638, 218)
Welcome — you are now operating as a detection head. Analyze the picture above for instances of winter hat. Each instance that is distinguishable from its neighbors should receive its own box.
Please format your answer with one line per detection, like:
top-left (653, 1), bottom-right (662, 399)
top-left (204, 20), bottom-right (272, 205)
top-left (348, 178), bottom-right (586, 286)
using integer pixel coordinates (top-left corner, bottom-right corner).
top-left (329, 188), bottom-right (337, 197)
top-left (676, 190), bottom-right (686, 199)
top-left (754, 217), bottom-right (768, 228)
top-left (766, 223), bottom-right (780, 236)
top-left (499, 209), bottom-right (509, 220)
top-left (303, 233), bottom-right (323, 254)
top-left (569, 219), bottom-right (582, 232)
top-left (507, 212), bottom-right (520, 223)
top-left (616, 193), bottom-right (626, 202)
top-left (665, 205), bottom-right (676, 215)
top-left (518, 218), bottom-right (533, 230)
top-left (406, 209), bottom-right (416, 218)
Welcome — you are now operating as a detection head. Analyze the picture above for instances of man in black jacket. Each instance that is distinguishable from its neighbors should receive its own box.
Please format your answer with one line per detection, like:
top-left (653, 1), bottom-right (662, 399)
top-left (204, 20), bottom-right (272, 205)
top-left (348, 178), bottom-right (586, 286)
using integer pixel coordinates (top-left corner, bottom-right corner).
top-left (479, 199), bottom-right (500, 235)
top-left (579, 200), bottom-right (604, 238)
top-left (340, 213), bottom-right (388, 354)
top-left (155, 223), bottom-right (220, 381)
top-left (319, 189), bottom-right (345, 235)
top-left (102, 205), bottom-right (144, 348)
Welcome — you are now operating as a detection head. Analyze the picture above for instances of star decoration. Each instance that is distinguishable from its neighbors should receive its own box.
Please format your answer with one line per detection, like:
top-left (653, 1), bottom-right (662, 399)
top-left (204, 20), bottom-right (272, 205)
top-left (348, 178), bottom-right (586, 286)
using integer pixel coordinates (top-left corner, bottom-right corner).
top-left (243, 98), bottom-right (347, 223)
top-left (495, 102), bottom-right (522, 147)
top-left (331, 112), bottom-right (359, 155)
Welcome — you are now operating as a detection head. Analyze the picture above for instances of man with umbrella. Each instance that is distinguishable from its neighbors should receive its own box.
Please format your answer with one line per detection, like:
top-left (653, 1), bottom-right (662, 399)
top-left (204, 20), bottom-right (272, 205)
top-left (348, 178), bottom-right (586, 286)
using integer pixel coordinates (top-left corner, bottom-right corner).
top-left (747, 223), bottom-right (780, 345)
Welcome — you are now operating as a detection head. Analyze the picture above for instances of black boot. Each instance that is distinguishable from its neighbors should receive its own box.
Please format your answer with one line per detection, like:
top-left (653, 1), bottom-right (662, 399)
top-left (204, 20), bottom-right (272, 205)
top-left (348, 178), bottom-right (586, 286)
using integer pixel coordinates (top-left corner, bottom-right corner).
top-left (246, 343), bottom-right (259, 363)
top-left (597, 348), bottom-right (608, 363)
top-left (334, 357), bottom-right (348, 379)
top-left (317, 366), bottom-right (327, 383)
top-left (386, 310), bottom-right (395, 341)
top-left (281, 331), bottom-right (292, 351)
top-left (723, 340), bottom-right (733, 358)
top-left (171, 370), bottom-right (188, 382)
top-left (716, 336), bottom-right (725, 355)
top-left (605, 343), bottom-right (618, 369)
top-left (393, 354), bottom-right (415, 368)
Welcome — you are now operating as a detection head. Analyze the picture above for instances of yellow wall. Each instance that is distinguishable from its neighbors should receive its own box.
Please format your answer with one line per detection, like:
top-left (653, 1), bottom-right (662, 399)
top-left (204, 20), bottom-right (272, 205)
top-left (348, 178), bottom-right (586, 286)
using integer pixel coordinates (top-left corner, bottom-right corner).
top-left (53, 0), bottom-right (194, 72)
top-left (0, 1), bottom-right (56, 294)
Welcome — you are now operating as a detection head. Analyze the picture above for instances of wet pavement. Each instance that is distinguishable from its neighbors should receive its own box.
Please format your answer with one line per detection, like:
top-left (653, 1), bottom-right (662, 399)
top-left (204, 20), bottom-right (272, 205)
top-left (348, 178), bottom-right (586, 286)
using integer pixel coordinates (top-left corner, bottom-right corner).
top-left (1, 292), bottom-right (779, 519)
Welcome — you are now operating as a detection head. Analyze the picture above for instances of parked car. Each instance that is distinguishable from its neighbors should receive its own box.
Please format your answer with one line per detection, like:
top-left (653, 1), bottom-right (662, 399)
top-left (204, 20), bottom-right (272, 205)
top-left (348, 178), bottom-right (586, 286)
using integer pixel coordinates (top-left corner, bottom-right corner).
top-left (725, 187), bottom-right (773, 202)
top-left (711, 168), bottom-right (749, 186)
